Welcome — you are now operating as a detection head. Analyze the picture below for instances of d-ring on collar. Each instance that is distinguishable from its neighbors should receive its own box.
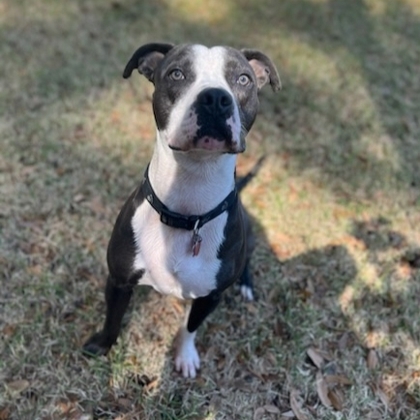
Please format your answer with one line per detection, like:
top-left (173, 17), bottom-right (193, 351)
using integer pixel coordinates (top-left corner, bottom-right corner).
top-left (141, 164), bottom-right (238, 231)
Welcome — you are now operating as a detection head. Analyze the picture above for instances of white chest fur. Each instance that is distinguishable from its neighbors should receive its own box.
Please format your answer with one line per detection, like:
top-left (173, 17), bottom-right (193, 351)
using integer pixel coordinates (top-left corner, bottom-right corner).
top-left (131, 202), bottom-right (227, 300)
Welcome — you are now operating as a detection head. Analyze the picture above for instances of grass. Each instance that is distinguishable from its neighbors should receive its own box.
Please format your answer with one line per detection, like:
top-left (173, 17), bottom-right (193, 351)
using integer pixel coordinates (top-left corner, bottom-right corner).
top-left (1, 0), bottom-right (420, 418)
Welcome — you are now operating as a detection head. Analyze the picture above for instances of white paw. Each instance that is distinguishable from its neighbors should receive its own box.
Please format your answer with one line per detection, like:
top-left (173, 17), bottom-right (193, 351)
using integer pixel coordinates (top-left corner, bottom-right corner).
top-left (175, 329), bottom-right (200, 378)
top-left (241, 285), bottom-right (254, 301)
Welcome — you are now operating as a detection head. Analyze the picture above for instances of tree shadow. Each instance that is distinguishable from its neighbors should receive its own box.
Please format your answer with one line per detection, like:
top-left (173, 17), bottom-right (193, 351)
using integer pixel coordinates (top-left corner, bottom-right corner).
top-left (4, 0), bottom-right (419, 197)
top-left (89, 224), bottom-right (361, 419)
top-left (173, 0), bottom-right (420, 201)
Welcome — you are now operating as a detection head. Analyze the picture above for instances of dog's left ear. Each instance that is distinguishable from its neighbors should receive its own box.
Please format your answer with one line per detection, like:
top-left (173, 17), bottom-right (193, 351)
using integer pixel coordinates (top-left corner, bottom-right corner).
top-left (123, 43), bottom-right (174, 82)
top-left (241, 49), bottom-right (281, 92)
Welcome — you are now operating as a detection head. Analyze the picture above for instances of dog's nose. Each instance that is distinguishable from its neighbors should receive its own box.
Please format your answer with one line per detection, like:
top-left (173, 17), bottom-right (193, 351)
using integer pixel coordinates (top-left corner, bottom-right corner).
top-left (197, 88), bottom-right (233, 117)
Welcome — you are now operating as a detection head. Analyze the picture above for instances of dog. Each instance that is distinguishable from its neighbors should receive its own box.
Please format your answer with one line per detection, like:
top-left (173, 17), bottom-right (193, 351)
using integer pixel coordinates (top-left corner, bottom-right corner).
top-left (83, 43), bottom-right (280, 378)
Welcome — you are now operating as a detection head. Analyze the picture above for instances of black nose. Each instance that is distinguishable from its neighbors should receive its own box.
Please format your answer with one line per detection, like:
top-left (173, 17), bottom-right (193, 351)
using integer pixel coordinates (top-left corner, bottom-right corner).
top-left (196, 88), bottom-right (233, 117)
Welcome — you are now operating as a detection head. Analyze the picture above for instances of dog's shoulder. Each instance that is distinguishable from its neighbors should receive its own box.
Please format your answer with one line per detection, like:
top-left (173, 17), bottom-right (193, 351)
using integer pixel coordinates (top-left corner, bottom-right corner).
top-left (107, 184), bottom-right (145, 285)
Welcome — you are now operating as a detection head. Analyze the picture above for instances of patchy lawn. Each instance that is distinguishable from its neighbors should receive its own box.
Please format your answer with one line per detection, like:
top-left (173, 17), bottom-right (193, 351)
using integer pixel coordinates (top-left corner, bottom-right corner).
top-left (1, 0), bottom-right (420, 419)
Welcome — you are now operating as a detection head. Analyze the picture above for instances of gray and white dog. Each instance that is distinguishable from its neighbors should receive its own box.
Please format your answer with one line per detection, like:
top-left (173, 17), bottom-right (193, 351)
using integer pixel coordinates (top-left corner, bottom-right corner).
top-left (83, 43), bottom-right (280, 378)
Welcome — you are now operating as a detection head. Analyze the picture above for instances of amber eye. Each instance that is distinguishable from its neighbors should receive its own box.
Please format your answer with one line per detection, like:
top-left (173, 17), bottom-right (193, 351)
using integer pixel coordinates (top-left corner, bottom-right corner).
top-left (168, 69), bottom-right (185, 81)
top-left (237, 74), bottom-right (251, 86)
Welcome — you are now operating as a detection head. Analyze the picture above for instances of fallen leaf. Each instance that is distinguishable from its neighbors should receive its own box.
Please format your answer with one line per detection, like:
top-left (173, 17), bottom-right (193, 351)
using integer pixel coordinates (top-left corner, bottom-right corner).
top-left (307, 347), bottom-right (324, 369)
top-left (324, 375), bottom-right (352, 386)
top-left (117, 398), bottom-right (132, 409)
top-left (328, 388), bottom-right (344, 411)
top-left (316, 371), bottom-right (332, 408)
top-left (0, 407), bottom-right (9, 420)
top-left (367, 349), bottom-right (379, 370)
top-left (6, 380), bottom-right (30, 394)
top-left (263, 404), bottom-right (281, 414)
top-left (2, 324), bottom-right (17, 337)
top-left (217, 355), bottom-right (226, 370)
top-left (370, 382), bottom-right (390, 409)
top-left (338, 331), bottom-right (350, 351)
top-left (367, 409), bottom-right (383, 419)
top-left (208, 395), bottom-right (222, 411)
top-left (290, 389), bottom-right (309, 420)
top-left (246, 303), bottom-right (258, 314)
top-left (265, 351), bottom-right (277, 367)
top-left (26, 264), bottom-right (43, 276)
top-left (73, 194), bottom-right (85, 203)
top-left (55, 166), bottom-right (66, 176)
top-left (57, 401), bottom-right (73, 414)
top-left (376, 386), bottom-right (389, 408)
top-left (274, 319), bottom-right (291, 340)
top-left (280, 410), bottom-right (295, 418)
top-left (253, 407), bottom-right (265, 420)
top-left (232, 378), bottom-right (253, 392)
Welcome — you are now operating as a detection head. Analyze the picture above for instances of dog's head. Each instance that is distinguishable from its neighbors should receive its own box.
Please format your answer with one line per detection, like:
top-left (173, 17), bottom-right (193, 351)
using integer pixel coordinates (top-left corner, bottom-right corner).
top-left (123, 43), bottom-right (280, 154)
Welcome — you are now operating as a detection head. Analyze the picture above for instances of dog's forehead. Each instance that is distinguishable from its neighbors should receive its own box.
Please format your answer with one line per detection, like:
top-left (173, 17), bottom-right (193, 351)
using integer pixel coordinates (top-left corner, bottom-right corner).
top-left (191, 45), bottom-right (226, 67)
top-left (163, 44), bottom-right (250, 76)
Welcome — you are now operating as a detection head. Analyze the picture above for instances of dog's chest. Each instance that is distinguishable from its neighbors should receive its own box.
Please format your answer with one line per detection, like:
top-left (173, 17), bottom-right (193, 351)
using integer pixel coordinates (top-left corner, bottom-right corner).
top-left (131, 203), bottom-right (226, 300)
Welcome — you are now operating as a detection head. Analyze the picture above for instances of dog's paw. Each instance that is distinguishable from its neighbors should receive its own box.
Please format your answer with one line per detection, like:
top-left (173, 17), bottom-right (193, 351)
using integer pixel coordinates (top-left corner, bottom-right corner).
top-left (175, 344), bottom-right (200, 378)
top-left (240, 285), bottom-right (254, 301)
top-left (82, 332), bottom-right (112, 357)
top-left (175, 329), bottom-right (200, 378)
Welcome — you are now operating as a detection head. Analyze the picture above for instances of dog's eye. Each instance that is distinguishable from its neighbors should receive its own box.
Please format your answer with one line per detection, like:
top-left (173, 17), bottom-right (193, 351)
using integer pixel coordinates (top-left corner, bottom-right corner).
top-left (237, 74), bottom-right (251, 86)
top-left (168, 69), bottom-right (185, 81)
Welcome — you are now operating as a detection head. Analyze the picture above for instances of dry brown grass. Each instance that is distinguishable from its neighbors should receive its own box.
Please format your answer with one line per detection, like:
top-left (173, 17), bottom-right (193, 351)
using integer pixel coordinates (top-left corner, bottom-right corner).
top-left (1, 0), bottom-right (420, 419)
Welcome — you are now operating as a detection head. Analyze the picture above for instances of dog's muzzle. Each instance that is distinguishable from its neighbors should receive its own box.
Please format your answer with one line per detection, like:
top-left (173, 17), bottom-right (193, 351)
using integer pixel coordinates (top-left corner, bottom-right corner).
top-left (192, 88), bottom-right (239, 151)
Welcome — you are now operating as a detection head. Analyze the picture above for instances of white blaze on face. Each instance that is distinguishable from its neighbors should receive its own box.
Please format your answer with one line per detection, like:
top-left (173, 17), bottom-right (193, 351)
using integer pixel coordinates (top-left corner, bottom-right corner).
top-left (164, 46), bottom-right (242, 151)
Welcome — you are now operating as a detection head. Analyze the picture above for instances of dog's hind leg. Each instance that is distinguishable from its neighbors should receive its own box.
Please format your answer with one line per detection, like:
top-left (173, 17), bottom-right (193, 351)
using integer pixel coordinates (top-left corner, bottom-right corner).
top-left (239, 260), bottom-right (254, 301)
top-left (239, 205), bottom-right (255, 301)
top-left (175, 291), bottom-right (221, 378)
top-left (83, 275), bottom-right (133, 356)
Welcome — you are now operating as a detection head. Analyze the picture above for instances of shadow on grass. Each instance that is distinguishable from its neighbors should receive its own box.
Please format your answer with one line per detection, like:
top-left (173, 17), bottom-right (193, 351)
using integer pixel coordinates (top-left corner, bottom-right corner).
top-left (117, 217), bottom-right (420, 418)
top-left (3, 0), bottom-right (420, 196)
top-left (85, 232), bottom-right (360, 419)
top-left (348, 217), bottom-right (420, 347)
top-left (253, 0), bottom-right (420, 194)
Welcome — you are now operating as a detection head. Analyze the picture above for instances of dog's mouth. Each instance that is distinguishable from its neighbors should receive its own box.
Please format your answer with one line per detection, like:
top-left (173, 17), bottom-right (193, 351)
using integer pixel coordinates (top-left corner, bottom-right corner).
top-left (195, 135), bottom-right (243, 153)
top-left (169, 135), bottom-right (245, 154)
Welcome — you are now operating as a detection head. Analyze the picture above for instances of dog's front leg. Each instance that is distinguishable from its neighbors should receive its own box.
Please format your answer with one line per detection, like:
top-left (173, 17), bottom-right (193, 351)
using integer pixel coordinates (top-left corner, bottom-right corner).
top-left (175, 291), bottom-right (221, 378)
top-left (83, 275), bottom-right (133, 356)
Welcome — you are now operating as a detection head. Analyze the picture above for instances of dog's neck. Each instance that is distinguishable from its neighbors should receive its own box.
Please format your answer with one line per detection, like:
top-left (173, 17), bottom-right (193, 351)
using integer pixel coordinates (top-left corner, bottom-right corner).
top-left (147, 132), bottom-right (237, 216)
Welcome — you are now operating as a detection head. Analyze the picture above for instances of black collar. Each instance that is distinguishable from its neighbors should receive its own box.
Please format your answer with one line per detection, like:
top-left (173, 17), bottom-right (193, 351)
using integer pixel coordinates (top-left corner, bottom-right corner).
top-left (141, 165), bottom-right (238, 230)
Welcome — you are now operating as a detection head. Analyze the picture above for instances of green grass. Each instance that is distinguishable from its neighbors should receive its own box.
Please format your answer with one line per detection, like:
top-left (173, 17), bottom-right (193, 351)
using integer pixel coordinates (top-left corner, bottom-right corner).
top-left (1, 0), bottom-right (420, 418)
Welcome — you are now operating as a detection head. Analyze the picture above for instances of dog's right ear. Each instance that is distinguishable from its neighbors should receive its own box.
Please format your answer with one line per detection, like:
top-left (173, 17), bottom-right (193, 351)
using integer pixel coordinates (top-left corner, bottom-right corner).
top-left (241, 49), bottom-right (281, 92)
top-left (123, 43), bottom-right (174, 82)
